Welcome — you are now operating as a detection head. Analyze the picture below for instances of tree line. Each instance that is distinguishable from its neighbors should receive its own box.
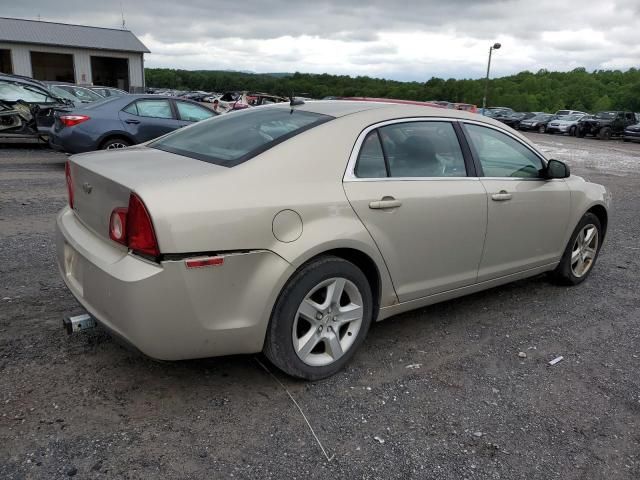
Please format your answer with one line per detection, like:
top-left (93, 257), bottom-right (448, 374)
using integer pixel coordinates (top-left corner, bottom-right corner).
top-left (145, 67), bottom-right (640, 113)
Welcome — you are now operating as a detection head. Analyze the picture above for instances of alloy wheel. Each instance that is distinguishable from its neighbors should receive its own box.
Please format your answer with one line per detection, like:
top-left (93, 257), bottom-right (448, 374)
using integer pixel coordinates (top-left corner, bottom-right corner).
top-left (106, 142), bottom-right (128, 149)
top-left (292, 277), bottom-right (364, 366)
top-left (570, 224), bottom-right (598, 278)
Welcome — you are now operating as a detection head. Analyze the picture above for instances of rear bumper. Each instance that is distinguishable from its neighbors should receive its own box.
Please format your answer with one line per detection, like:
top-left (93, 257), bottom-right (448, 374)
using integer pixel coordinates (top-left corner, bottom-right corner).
top-left (56, 207), bottom-right (293, 360)
top-left (49, 127), bottom-right (97, 154)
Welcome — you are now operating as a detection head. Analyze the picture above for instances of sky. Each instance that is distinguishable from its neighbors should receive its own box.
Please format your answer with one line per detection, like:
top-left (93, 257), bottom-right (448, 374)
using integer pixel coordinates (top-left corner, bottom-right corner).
top-left (3, 0), bottom-right (639, 81)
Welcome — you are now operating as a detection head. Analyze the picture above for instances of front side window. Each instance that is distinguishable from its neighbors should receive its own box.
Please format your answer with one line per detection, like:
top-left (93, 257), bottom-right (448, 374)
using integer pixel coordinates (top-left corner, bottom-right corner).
top-left (378, 122), bottom-right (467, 178)
top-left (464, 124), bottom-right (543, 178)
top-left (134, 100), bottom-right (173, 119)
top-left (176, 101), bottom-right (214, 122)
top-left (150, 107), bottom-right (332, 167)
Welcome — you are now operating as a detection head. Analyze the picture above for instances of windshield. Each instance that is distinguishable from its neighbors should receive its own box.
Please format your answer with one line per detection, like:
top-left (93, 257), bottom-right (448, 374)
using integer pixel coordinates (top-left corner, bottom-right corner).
top-left (563, 114), bottom-right (582, 121)
top-left (49, 85), bottom-right (79, 102)
top-left (595, 111), bottom-right (616, 119)
top-left (57, 85), bottom-right (103, 102)
top-left (150, 107), bottom-right (333, 167)
top-left (0, 82), bottom-right (52, 102)
top-left (531, 114), bottom-right (553, 121)
top-left (510, 113), bottom-right (526, 119)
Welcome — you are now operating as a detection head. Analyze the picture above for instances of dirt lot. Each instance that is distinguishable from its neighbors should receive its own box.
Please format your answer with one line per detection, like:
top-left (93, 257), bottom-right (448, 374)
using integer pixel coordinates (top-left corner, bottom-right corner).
top-left (1, 134), bottom-right (639, 479)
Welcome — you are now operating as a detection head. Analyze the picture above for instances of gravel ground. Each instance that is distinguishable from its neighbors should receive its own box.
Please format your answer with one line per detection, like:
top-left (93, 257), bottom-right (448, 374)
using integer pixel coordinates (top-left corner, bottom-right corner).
top-left (1, 134), bottom-right (639, 479)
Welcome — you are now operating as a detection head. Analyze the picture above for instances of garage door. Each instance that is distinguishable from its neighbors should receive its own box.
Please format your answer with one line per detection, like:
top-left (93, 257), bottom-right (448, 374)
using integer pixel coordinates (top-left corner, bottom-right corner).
top-left (91, 56), bottom-right (129, 91)
top-left (30, 51), bottom-right (74, 82)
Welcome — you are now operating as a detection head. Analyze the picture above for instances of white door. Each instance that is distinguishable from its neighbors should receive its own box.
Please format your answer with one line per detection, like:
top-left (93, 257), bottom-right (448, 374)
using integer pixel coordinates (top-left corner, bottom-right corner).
top-left (344, 120), bottom-right (487, 302)
top-left (462, 123), bottom-right (571, 281)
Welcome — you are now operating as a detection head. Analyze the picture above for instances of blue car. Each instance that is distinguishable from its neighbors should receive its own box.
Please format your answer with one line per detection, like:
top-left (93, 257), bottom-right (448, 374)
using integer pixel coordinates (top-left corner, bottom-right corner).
top-left (49, 95), bottom-right (217, 153)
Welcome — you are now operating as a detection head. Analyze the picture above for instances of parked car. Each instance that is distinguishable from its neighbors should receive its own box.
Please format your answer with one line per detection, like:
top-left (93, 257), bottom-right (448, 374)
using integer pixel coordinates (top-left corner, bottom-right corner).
top-left (0, 74), bottom-right (71, 139)
top-left (494, 112), bottom-right (536, 129)
top-left (57, 101), bottom-right (610, 380)
top-left (89, 86), bottom-right (129, 98)
top-left (554, 109), bottom-right (587, 117)
top-left (518, 113), bottom-right (556, 133)
top-left (44, 82), bottom-right (104, 104)
top-left (577, 111), bottom-right (638, 139)
top-left (49, 94), bottom-right (216, 153)
top-left (623, 123), bottom-right (640, 143)
top-left (546, 114), bottom-right (586, 135)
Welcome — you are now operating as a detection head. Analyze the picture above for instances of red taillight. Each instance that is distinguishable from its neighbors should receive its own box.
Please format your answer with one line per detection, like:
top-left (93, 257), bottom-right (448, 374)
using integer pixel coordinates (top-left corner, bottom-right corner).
top-left (109, 193), bottom-right (160, 257)
top-left (59, 115), bottom-right (90, 127)
top-left (65, 161), bottom-right (74, 209)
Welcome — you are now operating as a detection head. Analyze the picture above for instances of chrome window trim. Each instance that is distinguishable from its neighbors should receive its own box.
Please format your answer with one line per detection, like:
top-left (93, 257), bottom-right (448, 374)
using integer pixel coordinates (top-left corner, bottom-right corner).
top-left (343, 117), bottom-right (473, 183)
top-left (343, 116), bottom-right (551, 183)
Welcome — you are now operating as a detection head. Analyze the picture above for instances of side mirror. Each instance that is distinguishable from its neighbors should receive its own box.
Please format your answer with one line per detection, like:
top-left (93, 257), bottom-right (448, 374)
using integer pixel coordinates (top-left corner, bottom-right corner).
top-left (545, 159), bottom-right (570, 179)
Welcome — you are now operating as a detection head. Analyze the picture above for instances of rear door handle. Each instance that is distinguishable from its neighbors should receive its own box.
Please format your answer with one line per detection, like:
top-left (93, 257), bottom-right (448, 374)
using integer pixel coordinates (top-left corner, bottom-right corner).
top-left (491, 190), bottom-right (512, 201)
top-left (369, 197), bottom-right (402, 209)
top-left (125, 119), bottom-right (140, 124)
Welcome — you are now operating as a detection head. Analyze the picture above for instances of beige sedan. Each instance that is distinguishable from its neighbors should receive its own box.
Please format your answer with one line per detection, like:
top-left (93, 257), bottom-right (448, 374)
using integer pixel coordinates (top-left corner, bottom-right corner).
top-left (56, 101), bottom-right (610, 379)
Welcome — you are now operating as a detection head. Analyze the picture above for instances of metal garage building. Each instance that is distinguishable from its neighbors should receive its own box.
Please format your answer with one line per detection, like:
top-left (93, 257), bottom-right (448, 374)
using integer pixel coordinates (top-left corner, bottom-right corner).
top-left (0, 17), bottom-right (149, 92)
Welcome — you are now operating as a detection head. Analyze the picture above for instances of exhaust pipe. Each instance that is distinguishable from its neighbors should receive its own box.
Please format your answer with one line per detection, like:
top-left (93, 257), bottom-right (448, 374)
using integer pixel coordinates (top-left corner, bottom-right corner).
top-left (63, 313), bottom-right (96, 334)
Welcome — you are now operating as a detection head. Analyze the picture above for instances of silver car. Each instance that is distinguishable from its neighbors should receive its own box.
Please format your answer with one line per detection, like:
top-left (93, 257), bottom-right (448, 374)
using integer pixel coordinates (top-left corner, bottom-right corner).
top-left (56, 101), bottom-right (610, 379)
top-left (546, 114), bottom-right (586, 135)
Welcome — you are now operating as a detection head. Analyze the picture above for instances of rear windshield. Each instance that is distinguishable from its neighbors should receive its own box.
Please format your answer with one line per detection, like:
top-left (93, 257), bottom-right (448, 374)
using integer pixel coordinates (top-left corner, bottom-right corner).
top-left (150, 107), bottom-right (333, 167)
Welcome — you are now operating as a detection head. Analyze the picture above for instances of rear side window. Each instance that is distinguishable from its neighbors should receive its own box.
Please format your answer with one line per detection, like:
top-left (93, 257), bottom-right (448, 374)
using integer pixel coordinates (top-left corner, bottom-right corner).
top-left (176, 101), bottom-right (214, 122)
top-left (355, 131), bottom-right (387, 178)
top-left (135, 100), bottom-right (173, 119)
top-left (150, 107), bottom-right (333, 167)
top-left (379, 122), bottom-right (467, 178)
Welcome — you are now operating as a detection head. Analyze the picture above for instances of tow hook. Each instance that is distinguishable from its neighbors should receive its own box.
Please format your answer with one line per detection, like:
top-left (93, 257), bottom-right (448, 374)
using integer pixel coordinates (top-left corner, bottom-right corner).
top-left (63, 313), bottom-right (96, 334)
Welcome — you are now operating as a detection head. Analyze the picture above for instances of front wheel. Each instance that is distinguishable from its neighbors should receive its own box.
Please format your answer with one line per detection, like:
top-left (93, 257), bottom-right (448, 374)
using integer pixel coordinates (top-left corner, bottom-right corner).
top-left (550, 213), bottom-right (602, 286)
top-left (538, 125), bottom-right (546, 133)
top-left (264, 256), bottom-right (373, 380)
top-left (569, 126), bottom-right (577, 136)
top-left (599, 127), bottom-right (612, 140)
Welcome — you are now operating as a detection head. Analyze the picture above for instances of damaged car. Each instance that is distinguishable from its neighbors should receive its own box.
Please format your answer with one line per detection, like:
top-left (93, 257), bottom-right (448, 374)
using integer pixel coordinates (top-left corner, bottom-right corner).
top-left (0, 74), bottom-right (72, 140)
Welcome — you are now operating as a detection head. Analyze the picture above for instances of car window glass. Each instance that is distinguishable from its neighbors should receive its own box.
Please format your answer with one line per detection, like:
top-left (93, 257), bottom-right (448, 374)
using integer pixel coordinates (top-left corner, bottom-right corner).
top-left (465, 124), bottom-right (543, 178)
top-left (122, 102), bottom-right (138, 115)
top-left (378, 122), bottom-right (466, 178)
top-left (150, 108), bottom-right (332, 167)
top-left (58, 85), bottom-right (103, 102)
top-left (176, 101), bottom-right (214, 122)
top-left (355, 131), bottom-right (387, 178)
top-left (0, 83), bottom-right (49, 102)
top-left (135, 100), bottom-right (173, 119)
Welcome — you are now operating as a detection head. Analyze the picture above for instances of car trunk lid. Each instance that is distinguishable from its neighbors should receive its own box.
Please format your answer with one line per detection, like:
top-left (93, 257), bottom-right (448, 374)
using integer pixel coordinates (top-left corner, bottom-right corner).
top-left (68, 146), bottom-right (226, 244)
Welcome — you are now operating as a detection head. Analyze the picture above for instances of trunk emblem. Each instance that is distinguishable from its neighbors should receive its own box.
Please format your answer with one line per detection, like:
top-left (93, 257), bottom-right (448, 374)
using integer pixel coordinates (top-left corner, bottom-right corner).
top-left (82, 183), bottom-right (93, 194)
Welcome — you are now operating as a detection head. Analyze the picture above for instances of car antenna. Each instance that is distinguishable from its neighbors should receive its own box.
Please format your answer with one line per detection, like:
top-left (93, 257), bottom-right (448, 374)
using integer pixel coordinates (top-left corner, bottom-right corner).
top-left (289, 91), bottom-right (304, 114)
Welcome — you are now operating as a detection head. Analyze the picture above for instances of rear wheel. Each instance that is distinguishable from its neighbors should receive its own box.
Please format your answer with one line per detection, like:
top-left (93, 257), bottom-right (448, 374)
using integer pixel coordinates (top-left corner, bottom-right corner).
top-left (538, 125), bottom-right (546, 133)
top-left (577, 128), bottom-right (585, 138)
top-left (264, 256), bottom-right (373, 380)
top-left (569, 126), bottom-right (577, 136)
top-left (101, 137), bottom-right (131, 150)
top-left (550, 212), bottom-right (602, 286)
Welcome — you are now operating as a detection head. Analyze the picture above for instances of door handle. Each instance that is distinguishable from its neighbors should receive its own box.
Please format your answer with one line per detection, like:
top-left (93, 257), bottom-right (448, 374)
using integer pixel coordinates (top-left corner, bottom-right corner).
top-left (369, 197), bottom-right (402, 209)
top-left (491, 190), bottom-right (512, 201)
top-left (125, 119), bottom-right (140, 124)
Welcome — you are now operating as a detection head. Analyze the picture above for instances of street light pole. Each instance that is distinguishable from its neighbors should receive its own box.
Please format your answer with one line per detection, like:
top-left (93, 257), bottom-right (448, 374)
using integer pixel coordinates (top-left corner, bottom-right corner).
top-left (482, 42), bottom-right (501, 114)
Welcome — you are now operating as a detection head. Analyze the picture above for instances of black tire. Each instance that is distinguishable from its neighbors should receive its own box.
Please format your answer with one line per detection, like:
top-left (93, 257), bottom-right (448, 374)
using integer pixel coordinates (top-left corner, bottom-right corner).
top-left (549, 212), bottom-right (602, 286)
top-left (576, 128), bottom-right (586, 138)
top-left (264, 255), bottom-right (373, 380)
top-left (598, 127), bottom-right (612, 140)
top-left (623, 138), bottom-right (630, 143)
top-left (569, 126), bottom-right (577, 136)
top-left (538, 125), bottom-right (546, 134)
top-left (101, 137), bottom-right (131, 150)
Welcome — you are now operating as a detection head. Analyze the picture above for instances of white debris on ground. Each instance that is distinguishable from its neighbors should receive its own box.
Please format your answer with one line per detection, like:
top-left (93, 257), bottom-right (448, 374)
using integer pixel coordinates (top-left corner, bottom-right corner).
top-left (527, 134), bottom-right (640, 175)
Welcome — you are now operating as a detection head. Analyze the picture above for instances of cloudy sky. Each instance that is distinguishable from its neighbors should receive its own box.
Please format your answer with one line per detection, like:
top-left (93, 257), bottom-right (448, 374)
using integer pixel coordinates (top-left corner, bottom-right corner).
top-left (3, 0), bottom-right (639, 81)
